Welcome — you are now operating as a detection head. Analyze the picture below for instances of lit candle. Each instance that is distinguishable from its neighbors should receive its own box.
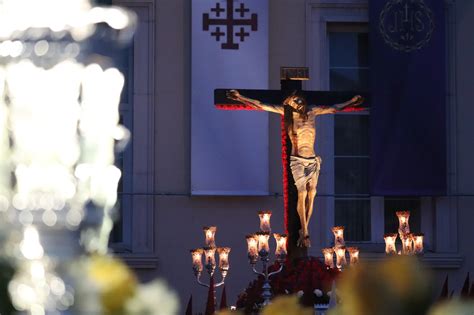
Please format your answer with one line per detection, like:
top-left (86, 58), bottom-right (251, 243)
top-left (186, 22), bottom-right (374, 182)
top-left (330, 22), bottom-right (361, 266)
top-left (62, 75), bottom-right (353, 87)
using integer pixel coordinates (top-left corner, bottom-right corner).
top-left (348, 247), bottom-right (359, 265)
top-left (384, 233), bottom-right (398, 255)
top-left (322, 247), bottom-right (334, 268)
top-left (217, 247), bottom-right (231, 274)
top-left (402, 233), bottom-right (414, 255)
top-left (334, 246), bottom-right (347, 270)
top-left (332, 226), bottom-right (345, 247)
top-left (203, 226), bottom-right (217, 247)
top-left (256, 232), bottom-right (270, 254)
top-left (396, 211), bottom-right (410, 237)
top-left (190, 248), bottom-right (203, 273)
top-left (413, 233), bottom-right (424, 254)
top-left (273, 233), bottom-right (287, 262)
top-left (203, 246), bottom-right (216, 268)
top-left (246, 234), bottom-right (258, 263)
top-left (258, 210), bottom-right (272, 232)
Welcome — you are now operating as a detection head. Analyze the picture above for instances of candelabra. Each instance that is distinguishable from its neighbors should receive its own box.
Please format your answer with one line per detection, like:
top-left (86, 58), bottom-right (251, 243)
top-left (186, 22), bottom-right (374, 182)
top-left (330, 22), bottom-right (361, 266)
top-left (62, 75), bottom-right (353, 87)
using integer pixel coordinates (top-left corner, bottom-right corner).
top-left (190, 226), bottom-right (230, 306)
top-left (322, 226), bottom-right (359, 270)
top-left (246, 211), bottom-right (287, 306)
top-left (384, 211), bottom-right (424, 255)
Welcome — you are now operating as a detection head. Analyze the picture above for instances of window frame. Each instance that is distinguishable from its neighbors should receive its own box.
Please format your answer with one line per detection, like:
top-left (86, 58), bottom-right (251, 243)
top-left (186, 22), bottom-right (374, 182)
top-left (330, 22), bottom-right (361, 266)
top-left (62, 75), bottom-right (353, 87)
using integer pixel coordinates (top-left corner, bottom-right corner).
top-left (111, 39), bottom-right (134, 251)
top-left (305, 0), bottom-right (461, 268)
top-left (329, 25), bottom-right (371, 242)
top-left (109, 0), bottom-right (157, 269)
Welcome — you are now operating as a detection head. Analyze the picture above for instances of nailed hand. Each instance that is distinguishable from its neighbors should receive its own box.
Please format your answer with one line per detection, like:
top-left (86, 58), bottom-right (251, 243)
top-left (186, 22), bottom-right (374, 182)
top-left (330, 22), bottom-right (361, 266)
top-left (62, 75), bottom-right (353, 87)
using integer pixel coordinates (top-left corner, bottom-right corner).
top-left (226, 89), bottom-right (240, 100)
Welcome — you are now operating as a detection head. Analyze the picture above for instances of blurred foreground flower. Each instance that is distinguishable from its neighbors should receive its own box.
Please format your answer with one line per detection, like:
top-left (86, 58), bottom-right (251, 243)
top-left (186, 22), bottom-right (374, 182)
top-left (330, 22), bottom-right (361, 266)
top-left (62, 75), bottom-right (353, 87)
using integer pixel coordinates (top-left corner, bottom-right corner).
top-left (261, 295), bottom-right (313, 315)
top-left (87, 254), bottom-right (137, 314)
top-left (87, 254), bottom-right (179, 315)
top-left (329, 256), bottom-right (432, 315)
top-left (428, 300), bottom-right (474, 315)
top-left (125, 279), bottom-right (179, 315)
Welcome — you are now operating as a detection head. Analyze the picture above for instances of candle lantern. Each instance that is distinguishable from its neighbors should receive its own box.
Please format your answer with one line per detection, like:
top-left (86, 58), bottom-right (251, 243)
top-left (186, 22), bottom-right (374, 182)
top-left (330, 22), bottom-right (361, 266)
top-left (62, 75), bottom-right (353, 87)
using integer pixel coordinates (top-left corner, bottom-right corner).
top-left (245, 212), bottom-right (285, 306)
top-left (246, 234), bottom-right (259, 264)
top-left (396, 211), bottom-right (410, 237)
top-left (332, 226), bottom-right (345, 247)
top-left (334, 246), bottom-right (347, 269)
top-left (402, 233), bottom-right (414, 255)
top-left (190, 225), bottom-right (229, 304)
top-left (273, 233), bottom-right (287, 263)
top-left (203, 226), bottom-right (217, 247)
top-left (217, 247), bottom-right (231, 277)
top-left (203, 246), bottom-right (217, 272)
top-left (384, 233), bottom-right (398, 255)
top-left (322, 247), bottom-right (334, 269)
top-left (256, 232), bottom-right (270, 254)
top-left (386, 210), bottom-right (424, 256)
top-left (190, 248), bottom-right (204, 274)
top-left (413, 233), bottom-right (424, 254)
top-left (258, 210), bottom-right (272, 232)
top-left (348, 247), bottom-right (359, 265)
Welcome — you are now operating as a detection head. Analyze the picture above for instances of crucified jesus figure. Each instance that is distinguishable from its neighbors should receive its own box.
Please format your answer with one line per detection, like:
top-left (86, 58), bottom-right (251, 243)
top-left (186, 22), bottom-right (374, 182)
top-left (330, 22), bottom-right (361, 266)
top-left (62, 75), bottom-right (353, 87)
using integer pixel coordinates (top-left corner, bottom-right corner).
top-left (227, 90), bottom-right (364, 247)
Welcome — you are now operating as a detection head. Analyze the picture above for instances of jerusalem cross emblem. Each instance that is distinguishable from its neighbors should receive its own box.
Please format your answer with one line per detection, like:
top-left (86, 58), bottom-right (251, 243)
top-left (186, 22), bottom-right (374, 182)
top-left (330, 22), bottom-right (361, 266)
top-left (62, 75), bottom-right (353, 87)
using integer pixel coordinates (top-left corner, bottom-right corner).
top-left (203, 0), bottom-right (258, 50)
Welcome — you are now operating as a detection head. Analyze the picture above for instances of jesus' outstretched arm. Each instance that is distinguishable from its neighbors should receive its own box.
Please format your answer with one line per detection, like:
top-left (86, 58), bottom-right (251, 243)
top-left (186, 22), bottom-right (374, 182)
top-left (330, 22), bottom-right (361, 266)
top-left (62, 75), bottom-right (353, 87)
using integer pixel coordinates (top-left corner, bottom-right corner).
top-left (311, 95), bottom-right (366, 115)
top-left (226, 90), bottom-right (284, 115)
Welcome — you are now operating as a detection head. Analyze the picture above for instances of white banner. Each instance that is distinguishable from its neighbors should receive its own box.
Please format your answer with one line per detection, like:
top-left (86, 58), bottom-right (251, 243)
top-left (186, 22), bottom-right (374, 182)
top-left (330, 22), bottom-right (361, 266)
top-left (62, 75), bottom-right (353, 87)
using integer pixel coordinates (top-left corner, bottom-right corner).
top-left (191, 0), bottom-right (269, 195)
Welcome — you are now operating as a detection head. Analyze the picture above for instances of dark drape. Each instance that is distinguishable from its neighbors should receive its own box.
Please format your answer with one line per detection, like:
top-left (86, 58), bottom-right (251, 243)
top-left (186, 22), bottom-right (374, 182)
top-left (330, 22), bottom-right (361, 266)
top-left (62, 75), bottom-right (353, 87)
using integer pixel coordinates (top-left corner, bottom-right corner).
top-left (370, 0), bottom-right (447, 195)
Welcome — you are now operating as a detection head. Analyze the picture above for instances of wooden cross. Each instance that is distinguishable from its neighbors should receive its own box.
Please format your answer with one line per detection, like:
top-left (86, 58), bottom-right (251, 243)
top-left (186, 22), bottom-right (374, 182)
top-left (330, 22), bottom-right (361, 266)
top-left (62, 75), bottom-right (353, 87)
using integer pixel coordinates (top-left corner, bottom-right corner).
top-left (214, 67), bottom-right (369, 259)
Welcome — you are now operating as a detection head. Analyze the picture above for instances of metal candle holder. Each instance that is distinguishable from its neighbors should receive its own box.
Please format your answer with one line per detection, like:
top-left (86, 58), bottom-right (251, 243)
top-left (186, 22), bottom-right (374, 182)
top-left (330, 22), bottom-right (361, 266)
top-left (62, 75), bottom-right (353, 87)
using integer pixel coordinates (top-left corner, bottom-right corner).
top-left (190, 226), bottom-right (230, 308)
top-left (250, 241), bottom-right (285, 306)
top-left (246, 211), bottom-right (287, 306)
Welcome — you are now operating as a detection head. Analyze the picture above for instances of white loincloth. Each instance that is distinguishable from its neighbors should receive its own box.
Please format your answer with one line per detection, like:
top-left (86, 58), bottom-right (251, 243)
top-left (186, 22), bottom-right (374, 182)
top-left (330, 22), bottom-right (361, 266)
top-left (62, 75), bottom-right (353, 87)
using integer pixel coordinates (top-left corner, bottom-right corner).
top-left (290, 156), bottom-right (322, 191)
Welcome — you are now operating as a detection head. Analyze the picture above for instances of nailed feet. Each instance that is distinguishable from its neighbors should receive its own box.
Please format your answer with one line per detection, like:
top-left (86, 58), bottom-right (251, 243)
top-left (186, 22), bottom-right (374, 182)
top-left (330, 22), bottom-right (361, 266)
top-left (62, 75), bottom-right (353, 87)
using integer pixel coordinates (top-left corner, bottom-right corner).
top-left (297, 229), bottom-right (311, 248)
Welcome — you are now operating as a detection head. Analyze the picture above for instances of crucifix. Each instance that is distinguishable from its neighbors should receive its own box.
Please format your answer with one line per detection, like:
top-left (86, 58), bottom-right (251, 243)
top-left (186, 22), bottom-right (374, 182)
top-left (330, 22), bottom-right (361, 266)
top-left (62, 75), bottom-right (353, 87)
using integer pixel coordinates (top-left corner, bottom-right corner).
top-left (214, 67), bottom-right (368, 258)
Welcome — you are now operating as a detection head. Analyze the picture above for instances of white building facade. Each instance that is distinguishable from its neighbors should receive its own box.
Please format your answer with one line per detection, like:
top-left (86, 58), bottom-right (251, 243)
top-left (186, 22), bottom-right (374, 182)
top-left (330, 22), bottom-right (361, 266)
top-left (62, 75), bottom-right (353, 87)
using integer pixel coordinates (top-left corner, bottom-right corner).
top-left (110, 0), bottom-right (474, 309)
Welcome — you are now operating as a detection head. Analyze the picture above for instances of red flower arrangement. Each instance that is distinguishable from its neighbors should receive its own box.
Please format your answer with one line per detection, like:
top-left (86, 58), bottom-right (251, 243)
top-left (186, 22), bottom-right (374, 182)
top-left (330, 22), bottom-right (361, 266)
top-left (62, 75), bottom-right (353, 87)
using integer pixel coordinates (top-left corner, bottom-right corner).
top-left (236, 257), bottom-right (339, 313)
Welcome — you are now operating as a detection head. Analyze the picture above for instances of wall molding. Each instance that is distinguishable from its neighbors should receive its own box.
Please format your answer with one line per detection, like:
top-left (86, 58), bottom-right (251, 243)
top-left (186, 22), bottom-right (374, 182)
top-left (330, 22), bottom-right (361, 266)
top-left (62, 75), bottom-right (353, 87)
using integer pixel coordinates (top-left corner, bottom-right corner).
top-left (121, 254), bottom-right (159, 269)
top-left (362, 253), bottom-right (464, 269)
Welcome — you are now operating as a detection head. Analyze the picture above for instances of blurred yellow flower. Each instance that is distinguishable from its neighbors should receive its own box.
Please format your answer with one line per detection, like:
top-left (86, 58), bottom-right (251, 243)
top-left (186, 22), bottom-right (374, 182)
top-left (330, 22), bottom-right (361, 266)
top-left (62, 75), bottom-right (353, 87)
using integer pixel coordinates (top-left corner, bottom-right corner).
top-left (261, 295), bottom-right (313, 315)
top-left (331, 256), bottom-right (432, 315)
top-left (428, 300), bottom-right (474, 315)
top-left (87, 254), bottom-right (137, 314)
top-left (125, 279), bottom-right (179, 315)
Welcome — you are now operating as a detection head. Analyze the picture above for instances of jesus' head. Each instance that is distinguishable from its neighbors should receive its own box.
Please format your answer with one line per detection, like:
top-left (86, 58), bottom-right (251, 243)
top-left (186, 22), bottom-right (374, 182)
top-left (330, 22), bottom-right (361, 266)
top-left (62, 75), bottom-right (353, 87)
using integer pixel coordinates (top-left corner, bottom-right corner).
top-left (284, 93), bottom-right (307, 115)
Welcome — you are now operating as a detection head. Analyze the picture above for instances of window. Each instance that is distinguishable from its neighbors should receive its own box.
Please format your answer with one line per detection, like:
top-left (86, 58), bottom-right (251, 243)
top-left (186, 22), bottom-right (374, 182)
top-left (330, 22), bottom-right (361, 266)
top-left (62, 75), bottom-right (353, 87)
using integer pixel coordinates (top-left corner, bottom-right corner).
top-left (328, 23), bottom-right (423, 244)
top-left (329, 24), bottom-right (371, 241)
top-left (307, 0), bottom-right (461, 268)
